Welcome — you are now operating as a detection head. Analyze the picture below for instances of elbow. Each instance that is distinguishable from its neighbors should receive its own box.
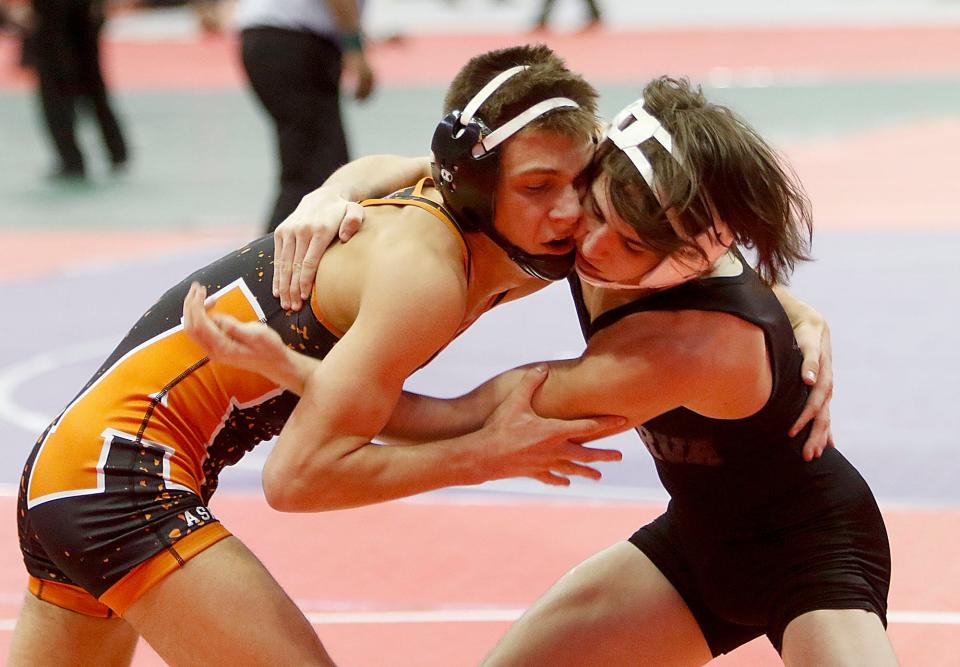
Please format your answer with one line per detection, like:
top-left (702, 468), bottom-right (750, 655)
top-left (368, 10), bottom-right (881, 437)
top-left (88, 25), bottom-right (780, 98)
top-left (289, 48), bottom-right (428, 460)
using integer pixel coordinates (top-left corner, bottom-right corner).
top-left (261, 456), bottom-right (345, 513)
top-left (262, 458), bottom-right (318, 512)
top-left (261, 462), bottom-right (301, 512)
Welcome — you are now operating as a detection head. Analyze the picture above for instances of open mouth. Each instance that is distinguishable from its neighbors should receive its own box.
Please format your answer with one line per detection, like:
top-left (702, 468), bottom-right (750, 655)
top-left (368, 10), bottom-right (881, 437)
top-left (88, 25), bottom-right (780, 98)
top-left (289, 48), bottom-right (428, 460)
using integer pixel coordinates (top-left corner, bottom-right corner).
top-left (542, 238), bottom-right (575, 254)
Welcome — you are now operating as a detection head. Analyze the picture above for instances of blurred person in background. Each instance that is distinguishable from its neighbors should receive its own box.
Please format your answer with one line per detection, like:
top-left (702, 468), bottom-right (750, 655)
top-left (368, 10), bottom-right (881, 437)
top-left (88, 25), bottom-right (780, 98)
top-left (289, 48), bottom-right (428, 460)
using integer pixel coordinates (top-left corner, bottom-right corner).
top-left (191, 0), bottom-right (223, 34)
top-left (534, 0), bottom-right (602, 32)
top-left (30, 0), bottom-right (128, 179)
top-left (0, 0), bottom-right (36, 70)
top-left (236, 0), bottom-right (375, 233)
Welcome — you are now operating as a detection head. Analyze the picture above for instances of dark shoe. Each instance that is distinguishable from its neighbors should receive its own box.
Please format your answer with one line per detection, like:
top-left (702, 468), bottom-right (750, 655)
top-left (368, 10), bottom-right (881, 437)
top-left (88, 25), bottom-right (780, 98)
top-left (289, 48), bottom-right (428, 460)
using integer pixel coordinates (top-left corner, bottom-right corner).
top-left (110, 156), bottom-right (129, 175)
top-left (48, 164), bottom-right (85, 181)
top-left (577, 17), bottom-right (602, 34)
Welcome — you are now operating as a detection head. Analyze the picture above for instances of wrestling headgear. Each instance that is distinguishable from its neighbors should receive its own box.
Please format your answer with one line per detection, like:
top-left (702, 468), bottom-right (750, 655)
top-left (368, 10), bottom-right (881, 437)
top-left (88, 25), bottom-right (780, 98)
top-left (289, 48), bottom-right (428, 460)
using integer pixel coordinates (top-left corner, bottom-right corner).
top-left (431, 66), bottom-right (581, 281)
top-left (579, 99), bottom-right (733, 291)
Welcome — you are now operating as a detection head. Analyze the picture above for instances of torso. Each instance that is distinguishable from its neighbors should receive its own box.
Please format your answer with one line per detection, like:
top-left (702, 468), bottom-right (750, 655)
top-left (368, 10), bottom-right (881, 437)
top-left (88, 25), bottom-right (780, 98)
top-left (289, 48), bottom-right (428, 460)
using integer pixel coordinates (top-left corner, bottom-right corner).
top-left (570, 254), bottom-right (890, 630)
top-left (569, 251), bottom-right (815, 505)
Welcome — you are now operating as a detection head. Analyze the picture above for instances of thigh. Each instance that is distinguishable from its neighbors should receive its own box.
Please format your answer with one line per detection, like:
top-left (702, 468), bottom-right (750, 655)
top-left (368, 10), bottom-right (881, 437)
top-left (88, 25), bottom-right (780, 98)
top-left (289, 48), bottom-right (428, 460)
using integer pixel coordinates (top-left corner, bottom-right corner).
top-left (482, 542), bottom-right (711, 667)
top-left (781, 609), bottom-right (898, 666)
top-left (8, 594), bottom-right (138, 667)
top-left (122, 536), bottom-right (334, 666)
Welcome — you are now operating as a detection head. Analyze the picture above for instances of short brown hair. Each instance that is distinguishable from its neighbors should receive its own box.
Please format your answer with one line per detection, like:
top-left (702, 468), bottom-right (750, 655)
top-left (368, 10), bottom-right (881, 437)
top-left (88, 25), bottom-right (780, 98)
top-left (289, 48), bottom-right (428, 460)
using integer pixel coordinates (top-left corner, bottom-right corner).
top-left (596, 76), bottom-right (812, 285)
top-left (443, 44), bottom-right (600, 143)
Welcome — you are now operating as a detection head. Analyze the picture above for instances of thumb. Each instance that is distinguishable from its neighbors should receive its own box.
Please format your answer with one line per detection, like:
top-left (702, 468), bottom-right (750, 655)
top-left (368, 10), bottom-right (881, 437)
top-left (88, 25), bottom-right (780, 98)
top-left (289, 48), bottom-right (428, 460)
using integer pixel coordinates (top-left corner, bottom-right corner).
top-left (800, 358), bottom-right (819, 386)
top-left (210, 312), bottom-right (244, 335)
top-left (506, 366), bottom-right (549, 407)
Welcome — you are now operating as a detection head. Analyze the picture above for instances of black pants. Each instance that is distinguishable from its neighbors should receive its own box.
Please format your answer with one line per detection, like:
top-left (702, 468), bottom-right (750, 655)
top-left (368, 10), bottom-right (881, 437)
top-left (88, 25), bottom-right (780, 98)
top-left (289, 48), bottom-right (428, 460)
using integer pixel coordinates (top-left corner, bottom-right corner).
top-left (241, 27), bottom-right (349, 233)
top-left (537, 0), bottom-right (602, 25)
top-left (32, 0), bottom-right (127, 173)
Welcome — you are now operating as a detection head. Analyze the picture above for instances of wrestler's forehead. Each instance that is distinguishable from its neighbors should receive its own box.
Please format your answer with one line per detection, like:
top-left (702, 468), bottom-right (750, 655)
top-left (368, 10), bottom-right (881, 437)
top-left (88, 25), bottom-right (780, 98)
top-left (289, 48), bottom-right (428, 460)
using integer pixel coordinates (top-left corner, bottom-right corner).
top-left (499, 128), bottom-right (594, 174)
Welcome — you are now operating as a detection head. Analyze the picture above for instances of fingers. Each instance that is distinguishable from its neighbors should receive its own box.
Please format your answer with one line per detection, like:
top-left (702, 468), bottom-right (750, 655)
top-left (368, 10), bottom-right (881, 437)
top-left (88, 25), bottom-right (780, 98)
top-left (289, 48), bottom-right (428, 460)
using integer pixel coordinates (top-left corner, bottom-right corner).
top-left (531, 445), bottom-right (623, 487)
top-left (273, 226), bottom-right (296, 309)
top-left (297, 238), bottom-right (325, 304)
top-left (554, 460), bottom-right (605, 481)
top-left (561, 443), bottom-right (623, 464)
top-left (339, 202), bottom-right (364, 242)
top-left (794, 323), bottom-right (821, 385)
top-left (557, 415), bottom-right (628, 443)
top-left (182, 283), bottom-right (221, 353)
top-left (801, 414), bottom-right (833, 461)
top-left (209, 312), bottom-right (246, 338)
top-left (800, 357), bottom-right (820, 386)
top-left (531, 458), bottom-right (615, 486)
top-left (531, 472), bottom-right (571, 487)
top-left (284, 227), bottom-right (312, 312)
top-left (273, 197), bottom-right (353, 311)
top-left (789, 371), bottom-right (834, 438)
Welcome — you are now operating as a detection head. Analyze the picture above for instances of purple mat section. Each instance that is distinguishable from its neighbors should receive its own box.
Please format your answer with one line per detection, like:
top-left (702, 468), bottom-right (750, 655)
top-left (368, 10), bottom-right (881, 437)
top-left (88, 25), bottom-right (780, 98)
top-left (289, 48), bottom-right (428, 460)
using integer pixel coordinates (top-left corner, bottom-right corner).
top-left (1, 232), bottom-right (956, 505)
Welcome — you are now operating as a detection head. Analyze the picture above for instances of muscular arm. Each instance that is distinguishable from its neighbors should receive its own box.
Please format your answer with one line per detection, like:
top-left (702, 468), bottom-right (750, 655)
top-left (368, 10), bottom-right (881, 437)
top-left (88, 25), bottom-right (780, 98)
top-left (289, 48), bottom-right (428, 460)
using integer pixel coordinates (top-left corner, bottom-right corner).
top-left (185, 244), bottom-right (622, 511)
top-left (263, 241), bottom-right (478, 511)
top-left (384, 310), bottom-right (773, 446)
top-left (317, 154), bottom-right (432, 203)
top-left (323, 0), bottom-right (362, 35)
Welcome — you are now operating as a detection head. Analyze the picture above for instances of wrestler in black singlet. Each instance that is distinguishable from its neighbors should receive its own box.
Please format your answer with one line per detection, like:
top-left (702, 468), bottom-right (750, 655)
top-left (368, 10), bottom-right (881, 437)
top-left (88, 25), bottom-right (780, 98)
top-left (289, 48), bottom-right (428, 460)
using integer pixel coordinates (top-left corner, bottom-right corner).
top-left (570, 251), bottom-right (890, 655)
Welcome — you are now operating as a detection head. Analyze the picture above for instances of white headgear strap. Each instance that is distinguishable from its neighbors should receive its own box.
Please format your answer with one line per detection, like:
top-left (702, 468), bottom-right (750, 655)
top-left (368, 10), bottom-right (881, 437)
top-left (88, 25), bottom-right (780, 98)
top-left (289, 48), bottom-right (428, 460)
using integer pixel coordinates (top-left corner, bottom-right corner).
top-left (603, 99), bottom-right (681, 206)
top-left (458, 65), bottom-right (580, 159)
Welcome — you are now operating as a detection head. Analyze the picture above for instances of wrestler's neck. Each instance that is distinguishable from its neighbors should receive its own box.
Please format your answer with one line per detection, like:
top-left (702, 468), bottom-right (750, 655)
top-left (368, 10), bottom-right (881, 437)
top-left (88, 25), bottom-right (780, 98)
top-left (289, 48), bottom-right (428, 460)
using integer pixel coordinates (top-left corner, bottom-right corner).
top-left (463, 231), bottom-right (543, 297)
top-left (582, 251), bottom-right (742, 319)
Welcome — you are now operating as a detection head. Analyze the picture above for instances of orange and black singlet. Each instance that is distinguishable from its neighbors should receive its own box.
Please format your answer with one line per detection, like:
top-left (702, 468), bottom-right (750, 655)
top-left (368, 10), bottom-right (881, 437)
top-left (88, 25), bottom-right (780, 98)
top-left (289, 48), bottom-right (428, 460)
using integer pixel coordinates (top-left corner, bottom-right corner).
top-left (18, 185), bottom-right (491, 614)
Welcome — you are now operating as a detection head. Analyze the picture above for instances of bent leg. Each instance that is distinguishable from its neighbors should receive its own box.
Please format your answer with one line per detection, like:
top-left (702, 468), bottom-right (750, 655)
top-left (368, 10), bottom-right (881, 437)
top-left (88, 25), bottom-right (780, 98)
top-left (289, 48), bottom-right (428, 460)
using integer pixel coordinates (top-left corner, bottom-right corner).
top-left (782, 609), bottom-right (898, 666)
top-left (481, 542), bottom-right (711, 667)
top-left (122, 536), bottom-right (334, 666)
top-left (8, 594), bottom-right (138, 667)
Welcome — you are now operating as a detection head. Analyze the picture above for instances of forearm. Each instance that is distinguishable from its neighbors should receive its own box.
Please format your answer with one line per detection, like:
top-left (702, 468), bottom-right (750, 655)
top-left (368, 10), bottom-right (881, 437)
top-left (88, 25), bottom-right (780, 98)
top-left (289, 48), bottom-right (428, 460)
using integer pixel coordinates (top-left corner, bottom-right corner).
top-left (264, 347), bottom-right (318, 396)
top-left (263, 382), bottom-right (498, 511)
top-left (318, 154), bottom-right (431, 202)
top-left (269, 430), bottom-right (495, 512)
top-left (381, 370), bottom-right (529, 444)
top-left (324, 0), bottom-right (361, 34)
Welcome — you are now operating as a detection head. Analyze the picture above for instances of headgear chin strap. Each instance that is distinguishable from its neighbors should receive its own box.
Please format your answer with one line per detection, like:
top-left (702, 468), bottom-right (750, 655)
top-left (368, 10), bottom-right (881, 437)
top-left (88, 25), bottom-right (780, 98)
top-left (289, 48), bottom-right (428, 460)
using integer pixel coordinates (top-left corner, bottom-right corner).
top-left (431, 65), bottom-right (581, 281)
top-left (578, 101), bottom-right (732, 291)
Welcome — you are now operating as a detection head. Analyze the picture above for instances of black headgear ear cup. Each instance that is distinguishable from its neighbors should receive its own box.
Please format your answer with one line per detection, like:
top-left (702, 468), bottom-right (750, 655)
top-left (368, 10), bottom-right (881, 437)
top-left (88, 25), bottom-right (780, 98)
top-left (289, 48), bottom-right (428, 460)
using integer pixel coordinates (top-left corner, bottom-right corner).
top-left (431, 110), bottom-right (498, 233)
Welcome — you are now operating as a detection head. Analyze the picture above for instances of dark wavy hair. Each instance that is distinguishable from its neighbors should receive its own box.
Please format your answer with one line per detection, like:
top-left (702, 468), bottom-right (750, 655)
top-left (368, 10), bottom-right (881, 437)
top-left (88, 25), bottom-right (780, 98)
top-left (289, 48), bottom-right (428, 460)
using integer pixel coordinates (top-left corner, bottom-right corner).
top-left (594, 76), bottom-right (813, 285)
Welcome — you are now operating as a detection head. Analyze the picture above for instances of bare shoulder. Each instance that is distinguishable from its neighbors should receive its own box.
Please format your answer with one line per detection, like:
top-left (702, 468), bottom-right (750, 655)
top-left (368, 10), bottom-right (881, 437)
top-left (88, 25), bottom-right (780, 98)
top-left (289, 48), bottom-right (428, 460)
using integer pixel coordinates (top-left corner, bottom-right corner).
top-left (363, 204), bottom-right (469, 281)
top-left (314, 204), bottom-right (469, 338)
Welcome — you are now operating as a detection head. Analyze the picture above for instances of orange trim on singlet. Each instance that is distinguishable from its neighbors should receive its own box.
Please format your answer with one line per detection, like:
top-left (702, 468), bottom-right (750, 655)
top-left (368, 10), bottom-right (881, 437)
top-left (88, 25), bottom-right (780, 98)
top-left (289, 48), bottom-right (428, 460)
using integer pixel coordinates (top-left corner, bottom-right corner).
top-left (29, 577), bottom-right (114, 618)
top-left (310, 289), bottom-right (347, 339)
top-left (310, 178), bottom-right (471, 337)
top-left (99, 522), bottom-right (232, 616)
top-left (359, 183), bottom-right (470, 274)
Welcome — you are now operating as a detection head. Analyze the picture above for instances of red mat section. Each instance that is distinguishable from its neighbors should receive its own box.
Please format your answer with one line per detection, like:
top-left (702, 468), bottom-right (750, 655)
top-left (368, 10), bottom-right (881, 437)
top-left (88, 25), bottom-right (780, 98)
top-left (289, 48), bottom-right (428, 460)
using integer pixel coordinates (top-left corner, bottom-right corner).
top-left (3, 25), bottom-right (960, 92)
top-left (0, 495), bottom-right (957, 665)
